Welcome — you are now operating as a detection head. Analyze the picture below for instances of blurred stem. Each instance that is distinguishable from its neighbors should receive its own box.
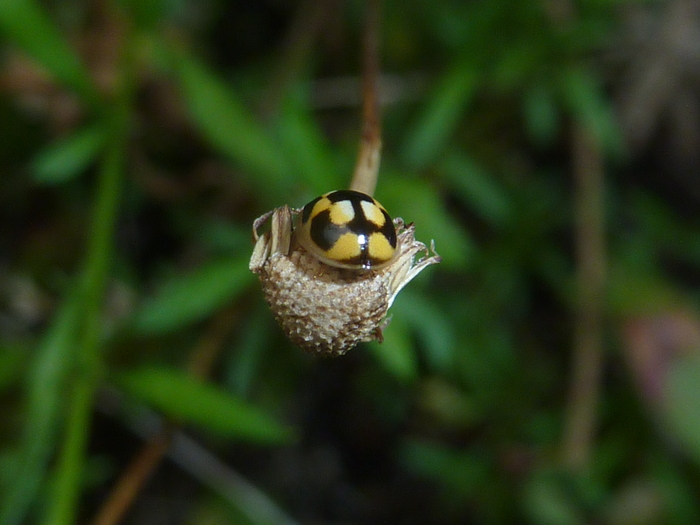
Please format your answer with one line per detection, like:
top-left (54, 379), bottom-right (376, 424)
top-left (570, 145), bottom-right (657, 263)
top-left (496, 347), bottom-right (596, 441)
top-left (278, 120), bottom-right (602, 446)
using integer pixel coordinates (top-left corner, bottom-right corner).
top-left (349, 0), bottom-right (382, 197)
top-left (90, 432), bottom-right (172, 525)
top-left (561, 123), bottom-right (606, 470)
top-left (542, 0), bottom-right (606, 473)
top-left (0, 296), bottom-right (80, 525)
top-left (47, 380), bottom-right (97, 524)
top-left (89, 306), bottom-right (239, 525)
top-left (45, 15), bottom-right (133, 521)
top-left (45, 124), bottom-right (126, 525)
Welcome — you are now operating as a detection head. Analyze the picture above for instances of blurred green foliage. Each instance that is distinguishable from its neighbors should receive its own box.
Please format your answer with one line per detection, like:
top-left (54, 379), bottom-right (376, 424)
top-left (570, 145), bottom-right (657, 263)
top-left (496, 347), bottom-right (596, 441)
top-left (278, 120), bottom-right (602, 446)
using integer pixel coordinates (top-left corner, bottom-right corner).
top-left (1, 0), bottom-right (700, 524)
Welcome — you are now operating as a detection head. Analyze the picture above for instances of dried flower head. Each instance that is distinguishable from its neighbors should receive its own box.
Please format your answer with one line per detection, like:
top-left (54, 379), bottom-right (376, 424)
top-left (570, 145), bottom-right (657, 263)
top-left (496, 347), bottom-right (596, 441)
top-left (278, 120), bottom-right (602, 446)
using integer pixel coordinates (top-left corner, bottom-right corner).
top-left (249, 204), bottom-right (440, 356)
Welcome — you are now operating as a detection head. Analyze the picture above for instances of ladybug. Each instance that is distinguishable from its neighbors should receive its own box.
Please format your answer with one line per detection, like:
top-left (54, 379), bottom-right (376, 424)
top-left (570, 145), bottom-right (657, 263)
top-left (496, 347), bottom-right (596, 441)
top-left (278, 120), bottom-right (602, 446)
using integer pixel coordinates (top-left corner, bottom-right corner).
top-left (295, 190), bottom-right (398, 270)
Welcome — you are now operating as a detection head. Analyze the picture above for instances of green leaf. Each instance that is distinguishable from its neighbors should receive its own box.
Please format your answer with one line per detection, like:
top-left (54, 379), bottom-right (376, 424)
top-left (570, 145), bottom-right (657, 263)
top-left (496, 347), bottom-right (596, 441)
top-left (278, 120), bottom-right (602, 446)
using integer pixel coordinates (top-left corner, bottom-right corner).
top-left (0, 295), bottom-right (80, 525)
top-left (0, 0), bottom-right (96, 102)
top-left (401, 62), bottom-right (479, 169)
top-left (370, 315), bottom-right (418, 383)
top-left (225, 304), bottom-right (273, 397)
top-left (0, 343), bottom-right (26, 392)
top-left (558, 67), bottom-right (623, 157)
top-left (523, 82), bottom-right (560, 147)
top-left (45, 133), bottom-right (126, 525)
top-left (399, 439), bottom-right (488, 496)
top-left (117, 367), bottom-right (295, 444)
top-left (523, 470), bottom-right (586, 525)
top-left (193, 219), bottom-right (252, 255)
top-left (174, 52), bottom-right (289, 199)
top-left (131, 257), bottom-right (255, 335)
top-left (606, 261), bottom-right (679, 317)
top-left (393, 290), bottom-right (454, 374)
top-left (277, 95), bottom-right (343, 195)
top-left (439, 153), bottom-right (512, 227)
top-left (32, 124), bottom-right (108, 184)
top-left (651, 455), bottom-right (700, 525)
top-left (118, 0), bottom-right (172, 28)
top-left (666, 354), bottom-right (700, 465)
top-left (492, 42), bottom-right (542, 90)
top-left (379, 174), bottom-right (475, 270)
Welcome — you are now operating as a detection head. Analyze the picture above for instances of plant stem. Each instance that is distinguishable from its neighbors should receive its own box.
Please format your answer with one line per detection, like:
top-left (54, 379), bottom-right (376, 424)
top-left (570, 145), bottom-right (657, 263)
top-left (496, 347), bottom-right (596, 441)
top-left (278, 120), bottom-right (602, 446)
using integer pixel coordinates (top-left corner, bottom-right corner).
top-left (0, 296), bottom-right (80, 525)
top-left (44, 7), bottom-right (137, 520)
top-left (45, 128), bottom-right (125, 525)
top-left (89, 306), bottom-right (239, 525)
top-left (349, 0), bottom-right (382, 197)
top-left (90, 431), bottom-right (173, 525)
top-left (561, 123), bottom-right (606, 470)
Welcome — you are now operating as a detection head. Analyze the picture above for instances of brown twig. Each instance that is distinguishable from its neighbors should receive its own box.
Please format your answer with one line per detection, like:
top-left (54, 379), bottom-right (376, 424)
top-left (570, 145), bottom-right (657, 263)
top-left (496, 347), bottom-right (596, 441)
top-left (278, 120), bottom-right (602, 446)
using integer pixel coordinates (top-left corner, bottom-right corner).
top-left (561, 123), bottom-right (606, 470)
top-left (89, 306), bottom-right (238, 525)
top-left (540, 0), bottom-right (607, 472)
top-left (348, 0), bottom-right (382, 197)
top-left (90, 430), bottom-right (172, 525)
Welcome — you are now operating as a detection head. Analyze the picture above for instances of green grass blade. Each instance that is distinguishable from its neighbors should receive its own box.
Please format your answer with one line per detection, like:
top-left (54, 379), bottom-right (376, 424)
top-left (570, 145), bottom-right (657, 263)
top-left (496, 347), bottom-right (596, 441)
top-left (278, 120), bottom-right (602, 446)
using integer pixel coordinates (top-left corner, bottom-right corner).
top-left (399, 439), bottom-right (488, 498)
top-left (44, 133), bottom-right (125, 525)
top-left (0, 0), bottom-right (97, 103)
top-left (393, 290), bottom-right (454, 374)
top-left (174, 52), bottom-right (289, 198)
top-left (0, 296), bottom-right (80, 525)
top-left (559, 66), bottom-right (623, 157)
top-left (370, 315), bottom-right (418, 383)
top-left (379, 173), bottom-right (475, 270)
top-left (666, 354), bottom-right (700, 466)
top-left (226, 304), bottom-right (273, 397)
top-left (401, 62), bottom-right (479, 170)
top-left (47, 380), bottom-right (95, 525)
top-left (33, 123), bottom-right (109, 184)
top-left (130, 257), bottom-right (255, 335)
top-left (117, 366), bottom-right (296, 444)
top-left (522, 82), bottom-right (560, 147)
top-left (0, 343), bottom-right (26, 393)
top-left (277, 96), bottom-right (342, 195)
top-left (439, 153), bottom-right (512, 228)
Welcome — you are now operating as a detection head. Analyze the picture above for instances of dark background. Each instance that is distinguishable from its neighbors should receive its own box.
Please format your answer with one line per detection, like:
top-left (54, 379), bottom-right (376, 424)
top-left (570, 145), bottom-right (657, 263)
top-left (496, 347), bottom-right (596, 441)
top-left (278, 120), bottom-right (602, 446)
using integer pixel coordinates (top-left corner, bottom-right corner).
top-left (2, 0), bottom-right (700, 524)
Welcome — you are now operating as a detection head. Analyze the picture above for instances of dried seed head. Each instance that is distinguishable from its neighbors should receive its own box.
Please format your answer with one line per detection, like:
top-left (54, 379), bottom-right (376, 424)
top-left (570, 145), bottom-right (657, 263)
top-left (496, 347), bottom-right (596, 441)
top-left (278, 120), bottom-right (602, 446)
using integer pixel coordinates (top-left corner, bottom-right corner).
top-left (250, 206), bottom-right (440, 356)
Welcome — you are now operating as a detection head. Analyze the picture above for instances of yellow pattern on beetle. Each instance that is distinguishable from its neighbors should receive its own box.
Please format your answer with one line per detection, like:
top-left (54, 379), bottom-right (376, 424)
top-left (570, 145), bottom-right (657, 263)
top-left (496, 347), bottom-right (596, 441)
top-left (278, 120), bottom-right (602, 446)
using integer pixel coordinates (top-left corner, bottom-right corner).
top-left (360, 200), bottom-right (385, 226)
top-left (329, 200), bottom-right (355, 225)
top-left (368, 232), bottom-right (394, 261)
top-left (296, 190), bottom-right (398, 270)
top-left (325, 232), bottom-right (363, 261)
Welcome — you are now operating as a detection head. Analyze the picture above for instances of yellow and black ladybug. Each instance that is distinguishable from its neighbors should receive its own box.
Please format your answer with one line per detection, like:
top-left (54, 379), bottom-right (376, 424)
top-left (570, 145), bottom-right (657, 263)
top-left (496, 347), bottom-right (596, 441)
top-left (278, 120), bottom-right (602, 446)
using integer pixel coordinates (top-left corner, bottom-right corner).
top-left (295, 190), bottom-right (397, 270)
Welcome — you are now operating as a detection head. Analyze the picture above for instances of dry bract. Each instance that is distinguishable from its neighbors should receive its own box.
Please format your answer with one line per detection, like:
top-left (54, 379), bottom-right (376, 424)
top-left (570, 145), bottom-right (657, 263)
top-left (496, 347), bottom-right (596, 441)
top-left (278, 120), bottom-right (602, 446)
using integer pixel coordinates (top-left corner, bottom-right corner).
top-left (250, 205), bottom-right (441, 356)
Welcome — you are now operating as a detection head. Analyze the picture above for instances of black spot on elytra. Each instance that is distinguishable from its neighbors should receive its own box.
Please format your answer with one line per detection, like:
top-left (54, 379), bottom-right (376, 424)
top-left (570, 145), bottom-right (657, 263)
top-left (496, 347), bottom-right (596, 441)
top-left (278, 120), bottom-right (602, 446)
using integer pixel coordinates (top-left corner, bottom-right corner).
top-left (301, 195), bottom-right (323, 224)
top-left (379, 209), bottom-right (397, 248)
top-left (310, 209), bottom-right (347, 251)
top-left (325, 190), bottom-right (374, 204)
top-left (347, 198), bottom-right (370, 234)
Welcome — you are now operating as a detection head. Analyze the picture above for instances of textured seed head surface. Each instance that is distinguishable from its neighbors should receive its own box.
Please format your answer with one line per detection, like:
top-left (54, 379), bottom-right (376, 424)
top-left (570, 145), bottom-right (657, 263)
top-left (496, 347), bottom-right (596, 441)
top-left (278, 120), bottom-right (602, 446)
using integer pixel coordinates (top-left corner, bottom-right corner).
top-left (250, 207), bottom-right (441, 357)
top-left (257, 247), bottom-right (390, 356)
